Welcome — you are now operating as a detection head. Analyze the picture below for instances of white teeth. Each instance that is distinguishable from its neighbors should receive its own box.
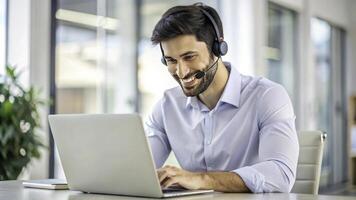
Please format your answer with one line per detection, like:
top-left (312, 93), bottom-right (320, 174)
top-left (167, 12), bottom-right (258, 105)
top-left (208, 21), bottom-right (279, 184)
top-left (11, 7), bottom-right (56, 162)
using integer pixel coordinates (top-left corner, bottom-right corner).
top-left (182, 76), bottom-right (195, 83)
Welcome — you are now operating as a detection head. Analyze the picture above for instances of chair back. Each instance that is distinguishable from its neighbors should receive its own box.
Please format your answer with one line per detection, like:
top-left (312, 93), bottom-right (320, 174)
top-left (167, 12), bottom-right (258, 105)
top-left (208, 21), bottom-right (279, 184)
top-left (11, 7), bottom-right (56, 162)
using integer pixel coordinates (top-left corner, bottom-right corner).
top-left (291, 130), bottom-right (326, 194)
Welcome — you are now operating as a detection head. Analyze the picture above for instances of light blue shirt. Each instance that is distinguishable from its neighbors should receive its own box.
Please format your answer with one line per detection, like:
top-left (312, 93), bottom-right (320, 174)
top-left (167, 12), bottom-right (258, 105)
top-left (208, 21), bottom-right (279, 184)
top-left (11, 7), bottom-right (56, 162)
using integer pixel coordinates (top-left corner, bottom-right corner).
top-left (144, 62), bottom-right (299, 193)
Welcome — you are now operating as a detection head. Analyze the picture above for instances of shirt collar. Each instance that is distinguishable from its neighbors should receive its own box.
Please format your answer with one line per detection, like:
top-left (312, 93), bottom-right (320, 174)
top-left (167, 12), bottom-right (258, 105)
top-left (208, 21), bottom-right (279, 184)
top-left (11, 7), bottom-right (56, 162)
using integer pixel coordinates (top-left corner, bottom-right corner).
top-left (186, 96), bottom-right (199, 110)
top-left (185, 62), bottom-right (241, 110)
top-left (219, 62), bottom-right (241, 108)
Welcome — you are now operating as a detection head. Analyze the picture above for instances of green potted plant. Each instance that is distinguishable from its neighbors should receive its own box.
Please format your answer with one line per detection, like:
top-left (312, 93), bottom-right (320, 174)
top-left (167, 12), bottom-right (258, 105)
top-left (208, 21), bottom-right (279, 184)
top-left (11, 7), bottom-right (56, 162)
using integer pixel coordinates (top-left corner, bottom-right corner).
top-left (0, 65), bottom-right (46, 180)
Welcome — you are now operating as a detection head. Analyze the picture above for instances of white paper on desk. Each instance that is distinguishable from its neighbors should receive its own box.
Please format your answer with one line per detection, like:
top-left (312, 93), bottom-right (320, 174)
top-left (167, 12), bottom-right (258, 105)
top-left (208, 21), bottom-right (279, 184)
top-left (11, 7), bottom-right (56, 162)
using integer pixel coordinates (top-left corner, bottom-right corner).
top-left (23, 179), bottom-right (68, 190)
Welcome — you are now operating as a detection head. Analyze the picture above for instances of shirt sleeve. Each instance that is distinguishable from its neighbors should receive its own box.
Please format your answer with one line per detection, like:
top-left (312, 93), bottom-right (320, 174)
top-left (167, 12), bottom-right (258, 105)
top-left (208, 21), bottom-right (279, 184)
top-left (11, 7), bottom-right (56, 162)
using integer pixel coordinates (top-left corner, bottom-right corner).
top-left (144, 98), bottom-right (171, 169)
top-left (232, 85), bottom-right (299, 193)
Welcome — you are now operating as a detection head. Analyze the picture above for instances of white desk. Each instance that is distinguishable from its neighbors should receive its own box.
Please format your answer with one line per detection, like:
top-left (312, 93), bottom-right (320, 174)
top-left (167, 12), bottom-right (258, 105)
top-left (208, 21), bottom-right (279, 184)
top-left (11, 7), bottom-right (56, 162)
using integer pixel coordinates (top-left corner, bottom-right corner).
top-left (0, 181), bottom-right (354, 200)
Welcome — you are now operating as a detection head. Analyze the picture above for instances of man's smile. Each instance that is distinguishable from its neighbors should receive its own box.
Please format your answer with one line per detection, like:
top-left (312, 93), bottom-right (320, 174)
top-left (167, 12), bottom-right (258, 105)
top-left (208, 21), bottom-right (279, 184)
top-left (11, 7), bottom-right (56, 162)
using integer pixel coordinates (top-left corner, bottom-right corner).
top-left (180, 75), bottom-right (198, 88)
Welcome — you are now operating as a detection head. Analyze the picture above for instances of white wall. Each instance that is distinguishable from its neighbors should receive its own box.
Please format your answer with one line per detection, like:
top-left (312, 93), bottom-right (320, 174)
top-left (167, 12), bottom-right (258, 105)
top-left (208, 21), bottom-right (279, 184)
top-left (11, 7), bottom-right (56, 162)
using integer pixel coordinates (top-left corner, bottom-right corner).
top-left (7, 0), bottom-right (30, 86)
top-left (310, 0), bottom-right (349, 28)
top-left (27, 0), bottom-right (51, 180)
top-left (221, 0), bottom-right (255, 75)
top-left (270, 0), bottom-right (303, 11)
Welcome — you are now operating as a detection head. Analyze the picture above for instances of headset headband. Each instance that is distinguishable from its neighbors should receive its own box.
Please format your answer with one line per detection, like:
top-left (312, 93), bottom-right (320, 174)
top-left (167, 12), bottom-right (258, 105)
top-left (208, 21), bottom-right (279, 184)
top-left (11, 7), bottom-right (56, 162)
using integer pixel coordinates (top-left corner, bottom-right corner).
top-left (196, 7), bottom-right (223, 42)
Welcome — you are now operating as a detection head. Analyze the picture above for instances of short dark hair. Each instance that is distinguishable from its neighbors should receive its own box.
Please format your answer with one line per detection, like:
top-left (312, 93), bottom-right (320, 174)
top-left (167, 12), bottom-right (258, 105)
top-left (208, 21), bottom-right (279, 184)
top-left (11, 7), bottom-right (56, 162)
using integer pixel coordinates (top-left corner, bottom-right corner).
top-left (150, 3), bottom-right (223, 54)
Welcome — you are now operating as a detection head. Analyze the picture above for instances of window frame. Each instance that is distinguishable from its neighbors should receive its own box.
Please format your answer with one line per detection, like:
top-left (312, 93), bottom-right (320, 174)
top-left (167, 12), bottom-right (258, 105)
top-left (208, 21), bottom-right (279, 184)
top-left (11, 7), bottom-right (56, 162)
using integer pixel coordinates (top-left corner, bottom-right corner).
top-left (266, 1), bottom-right (301, 128)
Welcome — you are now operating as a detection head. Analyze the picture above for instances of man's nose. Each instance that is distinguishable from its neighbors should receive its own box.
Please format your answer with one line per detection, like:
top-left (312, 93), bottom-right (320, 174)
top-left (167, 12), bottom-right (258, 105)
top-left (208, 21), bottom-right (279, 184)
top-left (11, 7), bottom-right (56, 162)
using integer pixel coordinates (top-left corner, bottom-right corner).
top-left (176, 61), bottom-right (189, 79)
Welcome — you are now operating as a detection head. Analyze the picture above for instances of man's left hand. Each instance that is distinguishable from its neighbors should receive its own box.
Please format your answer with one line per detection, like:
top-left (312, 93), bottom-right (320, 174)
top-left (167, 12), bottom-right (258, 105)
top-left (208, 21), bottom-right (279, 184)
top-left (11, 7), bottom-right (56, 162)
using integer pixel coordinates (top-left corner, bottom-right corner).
top-left (157, 165), bottom-right (208, 190)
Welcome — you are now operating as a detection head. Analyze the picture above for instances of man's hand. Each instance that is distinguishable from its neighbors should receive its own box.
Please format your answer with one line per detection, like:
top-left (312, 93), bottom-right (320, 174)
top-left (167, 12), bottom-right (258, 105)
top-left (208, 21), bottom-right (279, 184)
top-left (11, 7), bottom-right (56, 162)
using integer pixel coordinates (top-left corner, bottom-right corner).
top-left (157, 165), bottom-right (251, 192)
top-left (157, 165), bottom-right (206, 190)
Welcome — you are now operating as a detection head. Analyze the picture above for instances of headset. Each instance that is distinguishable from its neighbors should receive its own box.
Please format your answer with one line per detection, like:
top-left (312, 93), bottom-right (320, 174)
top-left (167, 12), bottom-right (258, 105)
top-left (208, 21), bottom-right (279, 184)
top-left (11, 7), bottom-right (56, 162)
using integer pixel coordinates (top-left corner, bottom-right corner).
top-left (160, 5), bottom-right (228, 69)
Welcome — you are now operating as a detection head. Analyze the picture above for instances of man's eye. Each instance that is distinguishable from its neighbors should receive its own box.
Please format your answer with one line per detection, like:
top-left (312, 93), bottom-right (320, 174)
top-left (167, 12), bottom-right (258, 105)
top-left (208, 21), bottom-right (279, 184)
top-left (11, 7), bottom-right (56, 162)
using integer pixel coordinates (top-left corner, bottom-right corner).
top-left (166, 59), bottom-right (176, 64)
top-left (184, 55), bottom-right (195, 60)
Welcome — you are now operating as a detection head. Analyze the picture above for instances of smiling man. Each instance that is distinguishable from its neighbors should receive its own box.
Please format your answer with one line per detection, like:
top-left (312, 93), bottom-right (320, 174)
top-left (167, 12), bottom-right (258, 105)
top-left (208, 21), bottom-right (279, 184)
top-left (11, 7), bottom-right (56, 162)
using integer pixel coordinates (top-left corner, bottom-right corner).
top-left (145, 3), bottom-right (299, 193)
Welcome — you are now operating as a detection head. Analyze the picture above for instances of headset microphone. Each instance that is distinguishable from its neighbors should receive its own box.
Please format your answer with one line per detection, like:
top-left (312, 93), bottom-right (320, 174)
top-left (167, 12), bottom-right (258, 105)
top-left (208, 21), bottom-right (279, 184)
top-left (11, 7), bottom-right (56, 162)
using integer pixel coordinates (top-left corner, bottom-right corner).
top-left (194, 57), bottom-right (219, 79)
top-left (194, 71), bottom-right (205, 79)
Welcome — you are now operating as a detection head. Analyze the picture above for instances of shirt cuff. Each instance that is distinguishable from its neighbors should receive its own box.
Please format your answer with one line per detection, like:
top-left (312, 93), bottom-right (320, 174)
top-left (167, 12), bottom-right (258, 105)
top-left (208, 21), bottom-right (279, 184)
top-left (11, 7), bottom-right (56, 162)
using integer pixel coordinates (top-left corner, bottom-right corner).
top-left (232, 166), bottom-right (265, 193)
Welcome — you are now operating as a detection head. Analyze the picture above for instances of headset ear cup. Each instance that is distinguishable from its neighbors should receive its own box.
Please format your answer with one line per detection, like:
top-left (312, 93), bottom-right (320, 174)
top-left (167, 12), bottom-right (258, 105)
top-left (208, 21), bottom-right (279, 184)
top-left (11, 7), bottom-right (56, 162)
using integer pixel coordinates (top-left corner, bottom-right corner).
top-left (212, 40), bottom-right (228, 57)
top-left (219, 40), bottom-right (228, 56)
top-left (161, 57), bottom-right (167, 65)
top-left (212, 41), bottom-right (220, 57)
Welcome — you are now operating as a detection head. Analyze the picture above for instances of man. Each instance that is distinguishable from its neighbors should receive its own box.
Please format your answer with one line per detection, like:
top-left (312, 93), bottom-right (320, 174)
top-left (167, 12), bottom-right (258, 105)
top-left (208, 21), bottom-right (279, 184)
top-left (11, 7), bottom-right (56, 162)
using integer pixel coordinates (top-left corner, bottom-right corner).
top-left (145, 3), bottom-right (299, 193)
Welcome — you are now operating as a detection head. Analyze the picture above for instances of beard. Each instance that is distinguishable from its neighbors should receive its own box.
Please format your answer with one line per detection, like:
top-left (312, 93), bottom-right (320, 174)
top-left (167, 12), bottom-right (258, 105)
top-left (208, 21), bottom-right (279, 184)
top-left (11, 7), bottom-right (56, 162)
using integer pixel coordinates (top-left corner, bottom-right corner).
top-left (173, 58), bottom-right (219, 97)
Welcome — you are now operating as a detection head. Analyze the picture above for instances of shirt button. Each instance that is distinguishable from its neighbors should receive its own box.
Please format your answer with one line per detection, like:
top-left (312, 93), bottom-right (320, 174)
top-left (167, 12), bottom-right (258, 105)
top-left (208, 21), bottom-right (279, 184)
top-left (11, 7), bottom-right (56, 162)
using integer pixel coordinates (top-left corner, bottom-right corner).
top-left (206, 139), bottom-right (211, 145)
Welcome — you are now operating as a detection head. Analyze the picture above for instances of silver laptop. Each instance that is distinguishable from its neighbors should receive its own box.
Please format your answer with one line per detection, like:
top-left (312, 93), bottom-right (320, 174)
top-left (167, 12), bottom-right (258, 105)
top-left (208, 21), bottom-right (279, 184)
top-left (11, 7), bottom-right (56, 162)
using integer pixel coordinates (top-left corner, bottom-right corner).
top-left (48, 114), bottom-right (214, 198)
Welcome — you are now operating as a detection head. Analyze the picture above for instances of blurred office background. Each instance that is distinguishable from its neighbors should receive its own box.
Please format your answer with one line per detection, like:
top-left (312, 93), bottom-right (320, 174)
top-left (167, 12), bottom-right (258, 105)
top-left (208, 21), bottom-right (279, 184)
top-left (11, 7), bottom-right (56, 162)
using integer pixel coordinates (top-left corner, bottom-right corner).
top-left (1, 0), bottom-right (356, 195)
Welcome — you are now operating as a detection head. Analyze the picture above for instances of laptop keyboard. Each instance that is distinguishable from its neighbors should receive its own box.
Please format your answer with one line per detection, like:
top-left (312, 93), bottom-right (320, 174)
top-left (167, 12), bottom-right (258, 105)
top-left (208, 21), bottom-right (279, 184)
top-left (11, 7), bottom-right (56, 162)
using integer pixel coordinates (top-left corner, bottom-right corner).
top-left (162, 188), bottom-right (187, 193)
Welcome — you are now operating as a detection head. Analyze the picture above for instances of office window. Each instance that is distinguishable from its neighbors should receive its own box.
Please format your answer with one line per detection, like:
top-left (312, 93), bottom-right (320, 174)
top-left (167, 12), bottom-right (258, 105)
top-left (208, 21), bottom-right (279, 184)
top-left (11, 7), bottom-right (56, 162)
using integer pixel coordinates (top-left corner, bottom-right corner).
top-left (55, 0), bottom-right (120, 114)
top-left (0, 0), bottom-right (7, 75)
top-left (54, 0), bottom-right (121, 178)
top-left (311, 18), bottom-right (347, 186)
top-left (263, 3), bottom-right (298, 105)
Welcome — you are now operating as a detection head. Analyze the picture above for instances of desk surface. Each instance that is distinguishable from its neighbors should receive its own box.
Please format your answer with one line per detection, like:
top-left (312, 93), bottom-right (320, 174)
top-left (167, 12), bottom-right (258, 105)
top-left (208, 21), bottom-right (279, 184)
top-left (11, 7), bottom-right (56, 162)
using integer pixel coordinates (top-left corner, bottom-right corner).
top-left (0, 181), bottom-right (355, 200)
